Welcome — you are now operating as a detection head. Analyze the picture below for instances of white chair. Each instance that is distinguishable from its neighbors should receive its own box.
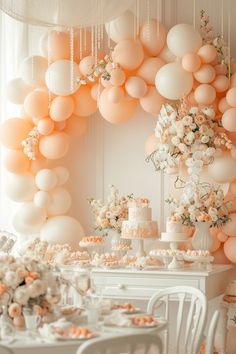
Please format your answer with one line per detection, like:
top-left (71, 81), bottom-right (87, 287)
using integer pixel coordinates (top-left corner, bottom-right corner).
top-left (0, 345), bottom-right (15, 354)
top-left (147, 285), bottom-right (207, 354)
top-left (76, 332), bottom-right (163, 354)
top-left (205, 310), bottom-right (220, 354)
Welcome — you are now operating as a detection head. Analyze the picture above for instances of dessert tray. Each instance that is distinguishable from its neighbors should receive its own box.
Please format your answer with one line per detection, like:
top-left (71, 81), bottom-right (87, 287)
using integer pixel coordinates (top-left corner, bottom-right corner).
top-left (111, 302), bottom-right (141, 315)
top-left (79, 236), bottom-right (105, 248)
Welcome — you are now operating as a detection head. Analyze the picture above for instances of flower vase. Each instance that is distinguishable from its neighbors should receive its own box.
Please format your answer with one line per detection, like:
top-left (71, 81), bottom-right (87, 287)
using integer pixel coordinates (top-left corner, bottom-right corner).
top-left (192, 222), bottom-right (213, 251)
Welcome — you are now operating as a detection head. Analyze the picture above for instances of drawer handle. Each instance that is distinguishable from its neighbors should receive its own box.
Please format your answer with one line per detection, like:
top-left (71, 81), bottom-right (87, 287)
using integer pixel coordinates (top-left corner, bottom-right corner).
top-left (118, 284), bottom-right (126, 290)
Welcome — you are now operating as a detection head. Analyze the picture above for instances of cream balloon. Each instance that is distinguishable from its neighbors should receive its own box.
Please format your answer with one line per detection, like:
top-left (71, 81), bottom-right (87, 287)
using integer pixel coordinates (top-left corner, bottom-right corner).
top-left (47, 187), bottom-right (71, 215)
top-left (35, 169), bottom-right (57, 191)
top-left (45, 60), bottom-right (81, 96)
top-left (52, 166), bottom-right (69, 185)
top-left (105, 10), bottom-right (135, 43)
top-left (125, 76), bottom-right (147, 98)
top-left (13, 203), bottom-right (47, 235)
top-left (159, 45), bottom-right (176, 63)
top-left (208, 152), bottom-right (236, 183)
top-left (34, 190), bottom-right (51, 208)
top-left (20, 55), bottom-right (48, 87)
top-left (7, 78), bottom-right (33, 105)
top-left (6, 173), bottom-right (37, 202)
top-left (167, 24), bottom-right (202, 57)
top-left (155, 62), bottom-right (193, 100)
top-left (40, 216), bottom-right (84, 250)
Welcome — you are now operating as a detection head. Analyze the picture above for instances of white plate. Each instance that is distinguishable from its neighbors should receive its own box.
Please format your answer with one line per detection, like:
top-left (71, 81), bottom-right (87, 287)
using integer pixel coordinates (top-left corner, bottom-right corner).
top-left (103, 318), bottom-right (166, 332)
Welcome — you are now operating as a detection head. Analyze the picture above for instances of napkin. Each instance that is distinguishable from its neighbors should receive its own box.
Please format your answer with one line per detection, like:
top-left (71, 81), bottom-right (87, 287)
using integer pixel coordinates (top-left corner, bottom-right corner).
top-left (104, 312), bottom-right (131, 327)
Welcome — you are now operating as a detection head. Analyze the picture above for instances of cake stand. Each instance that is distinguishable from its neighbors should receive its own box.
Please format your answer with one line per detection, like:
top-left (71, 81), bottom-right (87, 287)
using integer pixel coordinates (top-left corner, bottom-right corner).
top-left (157, 238), bottom-right (189, 269)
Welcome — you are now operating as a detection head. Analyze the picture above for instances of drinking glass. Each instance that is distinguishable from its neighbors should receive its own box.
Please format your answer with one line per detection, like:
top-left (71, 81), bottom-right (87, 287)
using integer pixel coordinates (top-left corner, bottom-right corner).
top-left (23, 308), bottom-right (41, 331)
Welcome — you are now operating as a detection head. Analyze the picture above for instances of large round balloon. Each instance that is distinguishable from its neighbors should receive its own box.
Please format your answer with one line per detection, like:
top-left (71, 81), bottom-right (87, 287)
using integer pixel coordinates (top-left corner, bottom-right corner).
top-left (212, 246), bottom-right (231, 264)
top-left (47, 187), bottom-right (71, 215)
top-left (24, 90), bottom-right (49, 118)
top-left (79, 56), bottom-right (95, 76)
top-left (193, 64), bottom-right (216, 84)
top-left (167, 23), bottom-right (202, 57)
top-left (140, 19), bottom-right (166, 56)
top-left (64, 115), bottom-right (88, 137)
top-left (40, 215), bottom-right (84, 251)
top-left (7, 78), bottom-right (33, 105)
top-left (155, 62), bottom-right (193, 100)
top-left (222, 108), bottom-right (236, 132)
top-left (48, 31), bottom-right (70, 61)
top-left (20, 55), bottom-right (48, 87)
top-left (37, 118), bottom-right (54, 135)
top-left (140, 86), bottom-right (165, 116)
top-left (98, 88), bottom-right (138, 124)
top-left (208, 152), bottom-right (236, 183)
top-left (39, 132), bottom-right (70, 159)
top-left (13, 202), bottom-right (46, 235)
top-left (221, 213), bottom-right (236, 237)
top-left (0, 118), bottom-right (32, 149)
top-left (45, 60), bottom-right (81, 96)
top-left (50, 96), bottom-right (74, 122)
top-left (107, 86), bottom-right (124, 103)
top-left (125, 76), bottom-right (147, 99)
top-left (4, 149), bottom-right (30, 174)
top-left (137, 58), bottom-right (165, 85)
top-left (34, 190), bottom-right (51, 209)
top-left (6, 173), bottom-right (37, 202)
top-left (73, 86), bottom-right (97, 116)
top-left (35, 168), bottom-right (57, 191)
top-left (105, 10), bottom-right (135, 43)
top-left (52, 166), bottom-right (69, 185)
top-left (113, 39), bottom-right (144, 71)
top-left (224, 237), bottom-right (236, 263)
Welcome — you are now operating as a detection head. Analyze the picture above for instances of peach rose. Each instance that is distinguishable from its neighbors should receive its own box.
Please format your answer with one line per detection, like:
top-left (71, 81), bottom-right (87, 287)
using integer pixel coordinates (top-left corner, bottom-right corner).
top-left (8, 302), bottom-right (22, 318)
top-left (0, 283), bottom-right (8, 295)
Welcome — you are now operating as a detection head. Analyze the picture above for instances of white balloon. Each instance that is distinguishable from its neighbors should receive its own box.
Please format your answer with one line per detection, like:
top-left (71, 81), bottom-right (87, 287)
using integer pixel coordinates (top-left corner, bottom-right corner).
top-left (159, 45), bottom-right (176, 63)
top-left (105, 10), bottom-right (135, 43)
top-left (40, 215), bottom-right (84, 250)
top-left (20, 55), bottom-right (48, 87)
top-left (52, 166), bottom-right (70, 185)
top-left (7, 78), bottom-right (33, 105)
top-left (47, 187), bottom-right (71, 215)
top-left (208, 152), bottom-right (236, 183)
top-left (35, 169), bottom-right (57, 191)
top-left (45, 60), bottom-right (81, 96)
top-left (13, 203), bottom-right (47, 235)
top-left (155, 62), bottom-right (193, 100)
top-left (167, 24), bottom-right (202, 58)
top-left (34, 190), bottom-right (51, 208)
top-left (6, 173), bottom-right (37, 202)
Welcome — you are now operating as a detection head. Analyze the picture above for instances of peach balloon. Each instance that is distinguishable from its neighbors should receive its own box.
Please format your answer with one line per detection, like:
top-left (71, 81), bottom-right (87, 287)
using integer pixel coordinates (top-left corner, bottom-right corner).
top-left (4, 150), bottom-right (30, 174)
top-left (50, 96), bottom-right (74, 122)
top-left (37, 118), bottom-right (54, 135)
top-left (48, 31), bottom-right (70, 61)
top-left (39, 132), bottom-right (70, 159)
top-left (140, 86), bottom-right (166, 116)
top-left (64, 115), bottom-right (88, 137)
top-left (0, 118), bottom-right (32, 149)
top-left (222, 213), bottom-right (236, 236)
top-left (90, 83), bottom-right (101, 101)
top-left (140, 19), bottom-right (166, 56)
top-left (98, 88), bottom-right (137, 124)
top-left (226, 88), bottom-right (236, 107)
top-left (187, 91), bottom-right (197, 105)
top-left (224, 237), bottom-right (236, 263)
top-left (137, 58), bottom-right (165, 85)
top-left (218, 97), bottom-right (231, 113)
top-left (212, 246), bottom-right (231, 264)
top-left (231, 147), bottom-right (236, 159)
top-left (8, 303), bottom-right (22, 318)
top-left (198, 44), bottom-right (217, 63)
top-left (182, 53), bottom-right (201, 72)
top-left (113, 39), bottom-right (144, 71)
top-left (217, 231), bottom-right (229, 242)
top-left (30, 156), bottom-right (48, 174)
top-left (194, 64), bottom-right (216, 83)
top-left (222, 108), bottom-right (236, 132)
top-left (212, 75), bottom-right (229, 92)
top-left (194, 84), bottom-right (216, 105)
top-left (110, 68), bottom-right (126, 87)
top-left (125, 76), bottom-right (147, 99)
top-left (209, 228), bottom-right (221, 252)
top-left (229, 180), bottom-right (236, 195)
top-left (145, 134), bottom-right (159, 156)
top-left (54, 121), bottom-right (66, 131)
top-left (73, 86), bottom-right (97, 117)
top-left (24, 90), bottom-right (49, 118)
top-left (107, 86), bottom-right (124, 103)
top-left (214, 63), bottom-right (228, 75)
top-left (208, 152), bottom-right (236, 183)
top-left (79, 56), bottom-right (95, 76)
top-left (230, 73), bottom-right (236, 88)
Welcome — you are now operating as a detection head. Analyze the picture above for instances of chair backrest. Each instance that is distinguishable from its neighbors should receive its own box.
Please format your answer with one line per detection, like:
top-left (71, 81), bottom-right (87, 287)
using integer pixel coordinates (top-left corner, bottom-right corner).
top-left (205, 310), bottom-right (219, 354)
top-left (0, 345), bottom-right (15, 354)
top-left (147, 285), bottom-right (207, 354)
top-left (76, 332), bottom-right (162, 354)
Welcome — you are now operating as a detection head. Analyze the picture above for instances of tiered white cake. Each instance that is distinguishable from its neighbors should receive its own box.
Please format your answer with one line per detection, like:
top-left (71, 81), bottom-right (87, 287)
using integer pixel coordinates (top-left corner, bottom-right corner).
top-left (121, 199), bottom-right (158, 239)
top-left (161, 219), bottom-right (188, 242)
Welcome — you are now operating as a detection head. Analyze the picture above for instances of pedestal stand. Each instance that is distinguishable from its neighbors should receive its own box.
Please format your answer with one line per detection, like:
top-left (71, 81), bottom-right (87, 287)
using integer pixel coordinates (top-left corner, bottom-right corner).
top-left (158, 239), bottom-right (189, 269)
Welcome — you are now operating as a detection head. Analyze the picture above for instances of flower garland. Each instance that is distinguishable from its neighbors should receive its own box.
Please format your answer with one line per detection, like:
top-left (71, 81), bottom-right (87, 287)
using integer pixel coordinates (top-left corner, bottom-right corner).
top-left (21, 127), bottom-right (41, 160)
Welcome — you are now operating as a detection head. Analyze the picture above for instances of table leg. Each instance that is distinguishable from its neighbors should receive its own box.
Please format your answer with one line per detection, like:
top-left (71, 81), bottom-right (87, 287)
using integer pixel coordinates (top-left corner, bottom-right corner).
top-left (214, 303), bottom-right (228, 354)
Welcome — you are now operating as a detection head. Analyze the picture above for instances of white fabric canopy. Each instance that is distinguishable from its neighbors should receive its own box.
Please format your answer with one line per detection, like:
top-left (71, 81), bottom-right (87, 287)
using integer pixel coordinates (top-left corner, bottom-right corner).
top-left (0, 0), bottom-right (135, 27)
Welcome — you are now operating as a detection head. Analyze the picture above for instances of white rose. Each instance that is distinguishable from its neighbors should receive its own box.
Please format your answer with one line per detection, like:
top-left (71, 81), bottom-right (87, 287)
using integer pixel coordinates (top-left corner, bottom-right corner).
top-left (171, 136), bottom-right (180, 146)
top-left (205, 147), bottom-right (216, 157)
top-left (4, 271), bottom-right (21, 289)
top-left (202, 107), bottom-right (216, 119)
top-left (13, 286), bottom-right (30, 305)
top-left (189, 107), bottom-right (199, 114)
top-left (28, 279), bottom-right (46, 298)
top-left (182, 115), bottom-right (193, 126)
top-left (201, 135), bottom-right (209, 143)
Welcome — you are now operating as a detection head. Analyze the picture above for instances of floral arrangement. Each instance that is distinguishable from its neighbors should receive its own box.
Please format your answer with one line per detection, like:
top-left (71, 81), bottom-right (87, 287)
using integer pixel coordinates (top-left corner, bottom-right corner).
top-left (166, 178), bottom-right (232, 227)
top-left (22, 127), bottom-right (40, 160)
top-left (147, 99), bottom-right (233, 175)
top-left (88, 185), bottom-right (134, 233)
top-left (0, 255), bottom-right (60, 323)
